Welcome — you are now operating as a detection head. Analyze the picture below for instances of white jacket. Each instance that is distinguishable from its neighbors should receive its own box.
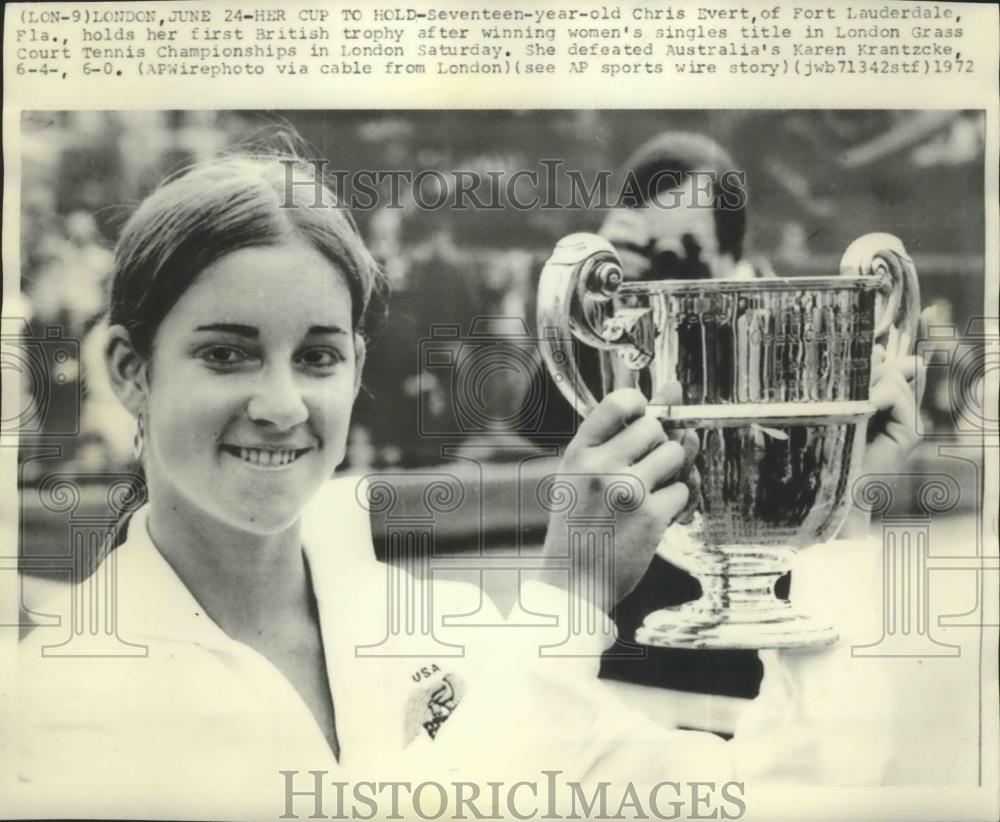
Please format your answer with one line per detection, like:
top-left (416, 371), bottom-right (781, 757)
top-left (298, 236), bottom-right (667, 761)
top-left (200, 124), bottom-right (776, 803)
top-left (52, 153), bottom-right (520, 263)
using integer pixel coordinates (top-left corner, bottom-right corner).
top-left (14, 476), bottom-right (892, 819)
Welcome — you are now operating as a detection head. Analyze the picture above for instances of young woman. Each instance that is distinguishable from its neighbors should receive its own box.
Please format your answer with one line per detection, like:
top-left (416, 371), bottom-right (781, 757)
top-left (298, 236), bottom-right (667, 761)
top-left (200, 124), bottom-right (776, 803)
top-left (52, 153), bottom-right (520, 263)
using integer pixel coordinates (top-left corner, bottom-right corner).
top-left (17, 151), bottom-right (921, 819)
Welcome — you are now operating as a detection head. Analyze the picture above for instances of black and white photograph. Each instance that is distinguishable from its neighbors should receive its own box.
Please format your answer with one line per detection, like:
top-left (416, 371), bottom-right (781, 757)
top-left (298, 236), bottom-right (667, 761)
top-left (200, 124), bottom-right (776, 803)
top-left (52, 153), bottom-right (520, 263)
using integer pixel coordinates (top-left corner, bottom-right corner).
top-left (5, 106), bottom-right (995, 819)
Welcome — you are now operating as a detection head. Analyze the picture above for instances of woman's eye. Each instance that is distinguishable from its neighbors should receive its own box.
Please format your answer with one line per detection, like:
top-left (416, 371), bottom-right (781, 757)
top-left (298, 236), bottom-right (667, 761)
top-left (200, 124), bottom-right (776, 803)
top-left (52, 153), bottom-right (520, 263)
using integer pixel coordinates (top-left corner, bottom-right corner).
top-left (296, 347), bottom-right (346, 370)
top-left (198, 345), bottom-right (250, 367)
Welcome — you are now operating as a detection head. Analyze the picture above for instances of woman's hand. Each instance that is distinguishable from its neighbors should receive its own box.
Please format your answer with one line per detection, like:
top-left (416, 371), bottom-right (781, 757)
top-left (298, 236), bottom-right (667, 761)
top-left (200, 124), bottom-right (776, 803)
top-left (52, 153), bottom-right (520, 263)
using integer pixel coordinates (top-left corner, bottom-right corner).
top-left (841, 343), bottom-right (928, 538)
top-left (534, 387), bottom-right (695, 611)
top-left (863, 344), bottom-right (927, 474)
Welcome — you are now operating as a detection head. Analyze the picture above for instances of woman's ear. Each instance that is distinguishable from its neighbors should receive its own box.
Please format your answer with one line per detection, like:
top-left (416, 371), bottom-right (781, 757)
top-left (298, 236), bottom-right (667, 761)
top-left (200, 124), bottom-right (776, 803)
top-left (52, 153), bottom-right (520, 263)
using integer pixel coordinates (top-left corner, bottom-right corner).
top-left (105, 324), bottom-right (149, 415)
top-left (352, 334), bottom-right (367, 398)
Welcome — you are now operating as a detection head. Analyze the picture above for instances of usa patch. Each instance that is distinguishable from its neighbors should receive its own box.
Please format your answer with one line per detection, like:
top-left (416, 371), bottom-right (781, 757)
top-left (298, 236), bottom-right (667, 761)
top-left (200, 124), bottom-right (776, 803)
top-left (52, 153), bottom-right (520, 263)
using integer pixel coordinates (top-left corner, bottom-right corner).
top-left (404, 673), bottom-right (465, 744)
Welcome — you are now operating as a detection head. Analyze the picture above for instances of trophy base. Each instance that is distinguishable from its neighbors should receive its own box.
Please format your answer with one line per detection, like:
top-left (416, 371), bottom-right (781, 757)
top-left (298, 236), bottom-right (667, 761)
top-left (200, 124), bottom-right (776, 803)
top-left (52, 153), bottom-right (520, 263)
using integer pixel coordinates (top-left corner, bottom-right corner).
top-left (635, 600), bottom-right (838, 650)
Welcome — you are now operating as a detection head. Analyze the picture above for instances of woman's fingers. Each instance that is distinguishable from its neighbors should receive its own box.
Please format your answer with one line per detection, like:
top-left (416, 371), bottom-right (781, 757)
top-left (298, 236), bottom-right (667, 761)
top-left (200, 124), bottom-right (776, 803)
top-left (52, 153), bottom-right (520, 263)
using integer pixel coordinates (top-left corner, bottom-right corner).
top-left (650, 378), bottom-right (698, 467)
top-left (572, 388), bottom-right (646, 450)
top-left (679, 428), bottom-right (699, 471)
top-left (871, 367), bottom-right (916, 418)
top-left (676, 464), bottom-right (704, 525)
top-left (871, 378), bottom-right (913, 421)
top-left (599, 414), bottom-right (668, 465)
top-left (871, 344), bottom-right (887, 368)
top-left (868, 367), bottom-right (919, 455)
top-left (569, 382), bottom-right (698, 526)
top-left (650, 379), bottom-right (683, 407)
top-left (870, 353), bottom-right (922, 384)
top-left (631, 439), bottom-right (686, 492)
top-left (647, 481), bottom-right (691, 529)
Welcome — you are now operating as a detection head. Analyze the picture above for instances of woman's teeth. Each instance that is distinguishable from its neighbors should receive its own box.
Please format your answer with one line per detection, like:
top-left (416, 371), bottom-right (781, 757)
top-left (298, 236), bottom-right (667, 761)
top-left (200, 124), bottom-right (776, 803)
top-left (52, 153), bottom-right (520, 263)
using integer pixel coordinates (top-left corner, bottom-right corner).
top-left (235, 447), bottom-right (305, 467)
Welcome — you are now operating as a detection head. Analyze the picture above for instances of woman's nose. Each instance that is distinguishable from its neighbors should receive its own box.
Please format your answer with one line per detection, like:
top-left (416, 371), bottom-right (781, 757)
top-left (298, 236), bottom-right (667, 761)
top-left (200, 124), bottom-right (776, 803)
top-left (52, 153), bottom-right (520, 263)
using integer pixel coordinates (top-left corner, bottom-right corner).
top-left (246, 367), bottom-right (309, 430)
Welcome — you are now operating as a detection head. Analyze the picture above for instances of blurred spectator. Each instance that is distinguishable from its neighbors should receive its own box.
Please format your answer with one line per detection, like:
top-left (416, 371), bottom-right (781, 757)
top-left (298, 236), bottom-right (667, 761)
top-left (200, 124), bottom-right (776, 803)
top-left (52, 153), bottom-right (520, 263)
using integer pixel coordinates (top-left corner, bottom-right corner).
top-left (26, 211), bottom-right (111, 334)
top-left (528, 130), bottom-right (773, 440)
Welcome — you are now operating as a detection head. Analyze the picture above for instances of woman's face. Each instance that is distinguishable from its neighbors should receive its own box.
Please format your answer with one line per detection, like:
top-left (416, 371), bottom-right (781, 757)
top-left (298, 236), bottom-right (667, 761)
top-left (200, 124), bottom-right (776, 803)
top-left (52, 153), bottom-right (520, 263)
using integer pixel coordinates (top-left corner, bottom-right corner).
top-left (142, 240), bottom-right (361, 534)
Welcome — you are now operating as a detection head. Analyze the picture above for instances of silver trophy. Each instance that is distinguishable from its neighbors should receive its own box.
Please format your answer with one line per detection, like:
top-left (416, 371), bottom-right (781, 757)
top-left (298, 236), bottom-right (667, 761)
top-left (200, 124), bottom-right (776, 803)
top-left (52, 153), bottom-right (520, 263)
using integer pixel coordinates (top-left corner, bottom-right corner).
top-left (537, 232), bottom-right (920, 649)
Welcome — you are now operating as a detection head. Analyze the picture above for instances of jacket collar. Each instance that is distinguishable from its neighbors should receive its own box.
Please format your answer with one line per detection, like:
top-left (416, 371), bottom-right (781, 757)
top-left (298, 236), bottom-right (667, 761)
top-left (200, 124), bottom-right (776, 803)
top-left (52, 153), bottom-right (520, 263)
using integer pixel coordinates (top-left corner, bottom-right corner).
top-left (111, 475), bottom-right (380, 648)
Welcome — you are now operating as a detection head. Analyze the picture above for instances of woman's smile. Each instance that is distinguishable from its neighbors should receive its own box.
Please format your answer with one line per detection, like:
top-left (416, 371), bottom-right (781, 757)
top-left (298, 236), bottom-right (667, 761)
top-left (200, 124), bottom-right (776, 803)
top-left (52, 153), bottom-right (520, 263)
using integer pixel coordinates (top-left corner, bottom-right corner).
top-left (220, 444), bottom-right (316, 470)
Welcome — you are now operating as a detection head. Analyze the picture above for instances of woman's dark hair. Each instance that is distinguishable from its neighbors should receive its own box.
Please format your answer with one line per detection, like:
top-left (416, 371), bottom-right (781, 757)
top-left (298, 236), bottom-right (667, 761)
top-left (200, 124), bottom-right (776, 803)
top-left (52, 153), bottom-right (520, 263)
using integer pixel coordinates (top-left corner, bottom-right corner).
top-left (621, 131), bottom-right (747, 261)
top-left (108, 152), bottom-right (385, 358)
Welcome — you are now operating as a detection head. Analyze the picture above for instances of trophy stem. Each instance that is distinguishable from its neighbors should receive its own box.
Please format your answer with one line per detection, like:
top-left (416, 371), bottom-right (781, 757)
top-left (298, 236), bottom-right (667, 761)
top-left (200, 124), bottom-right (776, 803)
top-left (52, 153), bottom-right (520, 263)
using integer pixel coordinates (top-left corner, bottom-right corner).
top-left (636, 546), bottom-right (839, 650)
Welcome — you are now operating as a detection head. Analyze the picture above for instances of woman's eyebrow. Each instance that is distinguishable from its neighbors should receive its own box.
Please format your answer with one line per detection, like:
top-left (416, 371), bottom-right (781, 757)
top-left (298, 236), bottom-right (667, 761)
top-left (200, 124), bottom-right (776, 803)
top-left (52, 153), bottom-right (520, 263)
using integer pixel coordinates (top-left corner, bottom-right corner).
top-left (191, 323), bottom-right (348, 337)
top-left (194, 323), bottom-right (258, 337)
top-left (307, 325), bottom-right (349, 336)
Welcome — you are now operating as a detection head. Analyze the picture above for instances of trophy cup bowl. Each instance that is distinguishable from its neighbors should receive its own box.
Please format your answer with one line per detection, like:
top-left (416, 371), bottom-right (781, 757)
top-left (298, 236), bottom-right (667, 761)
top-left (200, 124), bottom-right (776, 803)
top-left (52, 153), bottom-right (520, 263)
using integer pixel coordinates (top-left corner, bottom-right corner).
top-left (537, 232), bottom-right (920, 649)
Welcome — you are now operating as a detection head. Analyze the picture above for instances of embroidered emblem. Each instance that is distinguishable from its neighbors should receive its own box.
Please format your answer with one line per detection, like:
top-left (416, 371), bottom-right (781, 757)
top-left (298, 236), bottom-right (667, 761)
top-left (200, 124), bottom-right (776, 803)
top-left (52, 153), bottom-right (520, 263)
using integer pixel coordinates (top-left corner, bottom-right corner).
top-left (423, 677), bottom-right (457, 739)
top-left (403, 673), bottom-right (465, 744)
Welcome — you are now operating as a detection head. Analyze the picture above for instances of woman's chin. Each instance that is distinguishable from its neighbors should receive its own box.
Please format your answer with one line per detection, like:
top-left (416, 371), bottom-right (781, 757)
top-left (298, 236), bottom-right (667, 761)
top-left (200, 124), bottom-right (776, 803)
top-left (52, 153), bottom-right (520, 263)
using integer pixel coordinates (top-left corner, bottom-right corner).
top-left (205, 492), bottom-right (310, 536)
top-left (230, 506), bottom-right (301, 536)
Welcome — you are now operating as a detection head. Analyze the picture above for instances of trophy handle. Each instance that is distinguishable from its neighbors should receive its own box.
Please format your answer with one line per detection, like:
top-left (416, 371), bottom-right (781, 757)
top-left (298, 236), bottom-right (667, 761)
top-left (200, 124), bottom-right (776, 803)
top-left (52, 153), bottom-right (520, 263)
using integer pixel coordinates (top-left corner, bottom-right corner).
top-left (840, 232), bottom-right (921, 358)
top-left (537, 233), bottom-right (629, 416)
